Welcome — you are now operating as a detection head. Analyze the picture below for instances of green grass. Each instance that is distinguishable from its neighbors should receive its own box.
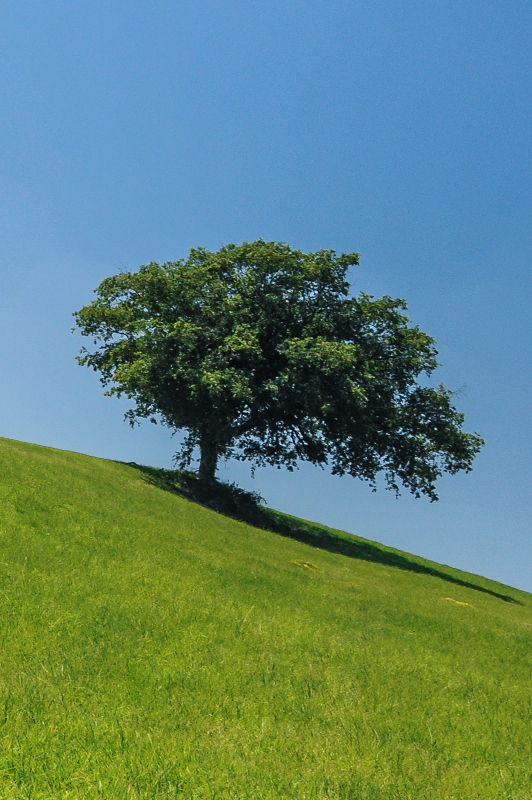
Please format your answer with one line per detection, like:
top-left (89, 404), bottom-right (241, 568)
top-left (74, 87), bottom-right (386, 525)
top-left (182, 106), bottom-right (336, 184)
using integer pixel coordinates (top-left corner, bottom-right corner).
top-left (0, 437), bottom-right (530, 799)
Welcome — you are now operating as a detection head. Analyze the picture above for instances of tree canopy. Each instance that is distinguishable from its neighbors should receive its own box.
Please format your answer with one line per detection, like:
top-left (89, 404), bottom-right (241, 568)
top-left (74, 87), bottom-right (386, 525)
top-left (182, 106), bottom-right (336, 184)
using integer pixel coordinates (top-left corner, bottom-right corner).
top-left (74, 240), bottom-right (483, 499)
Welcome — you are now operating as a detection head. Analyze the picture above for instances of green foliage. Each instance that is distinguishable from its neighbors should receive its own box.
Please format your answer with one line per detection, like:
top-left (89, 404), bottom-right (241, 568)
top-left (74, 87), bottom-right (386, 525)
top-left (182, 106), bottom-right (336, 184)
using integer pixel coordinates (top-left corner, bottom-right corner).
top-left (74, 240), bottom-right (483, 497)
top-left (0, 437), bottom-right (530, 800)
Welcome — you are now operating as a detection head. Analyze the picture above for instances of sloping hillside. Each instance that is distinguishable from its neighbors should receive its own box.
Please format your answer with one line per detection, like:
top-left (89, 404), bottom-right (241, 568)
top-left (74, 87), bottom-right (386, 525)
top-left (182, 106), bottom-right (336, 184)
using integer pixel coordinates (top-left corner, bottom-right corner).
top-left (0, 437), bottom-right (530, 799)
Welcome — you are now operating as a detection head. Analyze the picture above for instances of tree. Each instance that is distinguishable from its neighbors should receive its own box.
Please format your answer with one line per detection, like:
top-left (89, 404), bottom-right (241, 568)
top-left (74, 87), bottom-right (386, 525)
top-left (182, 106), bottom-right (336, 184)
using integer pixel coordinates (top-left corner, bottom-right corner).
top-left (73, 240), bottom-right (483, 499)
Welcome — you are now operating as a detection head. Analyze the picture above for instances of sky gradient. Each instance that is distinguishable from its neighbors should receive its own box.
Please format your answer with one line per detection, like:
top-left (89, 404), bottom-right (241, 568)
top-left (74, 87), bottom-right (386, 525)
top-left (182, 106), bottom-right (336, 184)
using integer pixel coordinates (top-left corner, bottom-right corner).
top-left (1, 0), bottom-right (531, 590)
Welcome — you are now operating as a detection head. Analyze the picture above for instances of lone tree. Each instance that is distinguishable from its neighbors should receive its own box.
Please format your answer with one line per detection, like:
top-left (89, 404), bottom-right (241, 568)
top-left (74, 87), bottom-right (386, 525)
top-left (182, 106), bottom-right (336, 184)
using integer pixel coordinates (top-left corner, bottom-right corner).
top-left (74, 240), bottom-right (483, 499)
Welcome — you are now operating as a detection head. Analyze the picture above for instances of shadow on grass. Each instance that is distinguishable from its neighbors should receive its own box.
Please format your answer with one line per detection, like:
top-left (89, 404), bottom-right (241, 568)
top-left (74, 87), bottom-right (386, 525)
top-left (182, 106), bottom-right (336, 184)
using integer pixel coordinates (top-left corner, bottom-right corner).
top-left (124, 463), bottom-right (522, 606)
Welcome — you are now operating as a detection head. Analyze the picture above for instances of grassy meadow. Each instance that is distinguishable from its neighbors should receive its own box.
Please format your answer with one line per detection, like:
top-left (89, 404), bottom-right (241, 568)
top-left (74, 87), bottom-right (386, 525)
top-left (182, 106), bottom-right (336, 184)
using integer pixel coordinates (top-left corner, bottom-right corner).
top-left (0, 437), bottom-right (530, 799)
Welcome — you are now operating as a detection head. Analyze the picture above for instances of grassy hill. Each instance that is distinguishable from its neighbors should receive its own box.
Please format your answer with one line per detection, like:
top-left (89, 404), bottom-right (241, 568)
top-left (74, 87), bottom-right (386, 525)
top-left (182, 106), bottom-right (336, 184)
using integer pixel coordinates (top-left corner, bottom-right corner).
top-left (0, 437), bottom-right (530, 799)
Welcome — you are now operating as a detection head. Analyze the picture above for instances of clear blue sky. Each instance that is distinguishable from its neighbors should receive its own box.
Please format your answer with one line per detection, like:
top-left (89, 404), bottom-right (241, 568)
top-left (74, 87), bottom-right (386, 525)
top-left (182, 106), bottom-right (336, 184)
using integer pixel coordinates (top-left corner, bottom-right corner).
top-left (1, 0), bottom-right (531, 591)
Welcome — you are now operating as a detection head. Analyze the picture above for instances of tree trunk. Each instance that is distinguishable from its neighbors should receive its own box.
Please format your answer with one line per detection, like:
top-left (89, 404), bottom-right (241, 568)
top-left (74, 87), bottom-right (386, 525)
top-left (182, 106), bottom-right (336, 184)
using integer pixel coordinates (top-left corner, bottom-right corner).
top-left (199, 431), bottom-right (219, 482)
